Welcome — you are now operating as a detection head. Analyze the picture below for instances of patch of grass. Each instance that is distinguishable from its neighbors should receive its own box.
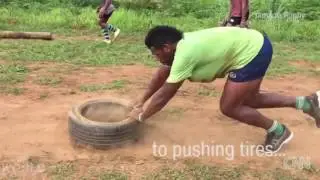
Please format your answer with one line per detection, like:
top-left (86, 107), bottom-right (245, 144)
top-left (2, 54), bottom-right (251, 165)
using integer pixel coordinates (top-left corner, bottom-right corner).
top-left (143, 167), bottom-right (188, 180)
top-left (34, 76), bottom-right (63, 87)
top-left (47, 162), bottom-right (75, 180)
top-left (97, 171), bottom-right (128, 180)
top-left (39, 160), bottom-right (319, 180)
top-left (0, 64), bottom-right (28, 85)
top-left (1, 3), bottom-right (320, 42)
top-left (143, 163), bottom-right (317, 180)
top-left (273, 41), bottom-right (320, 63)
top-left (250, 167), bottom-right (312, 180)
top-left (79, 80), bottom-right (129, 92)
top-left (265, 41), bottom-right (320, 77)
top-left (143, 163), bottom-right (246, 180)
top-left (270, 168), bottom-right (308, 180)
top-left (2, 37), bottom-right (317, 78)
top-left (0, 86), bottom-right (25, 95)
top-left (0, 37), bottom-right (155, 67)
top-left (266, 61), bottom-right (301, 77)
top-left (186, 163), bottom-right (245, 179)
top-left (47, 64), bottom-right (81, 74)
top-left (0, 35), bottom-right (319, 78)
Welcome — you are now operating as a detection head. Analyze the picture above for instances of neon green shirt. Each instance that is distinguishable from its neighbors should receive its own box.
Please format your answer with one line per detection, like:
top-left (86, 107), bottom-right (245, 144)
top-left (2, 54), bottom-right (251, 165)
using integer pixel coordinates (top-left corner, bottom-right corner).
top-left (166, 27), bottom-right (264, 83)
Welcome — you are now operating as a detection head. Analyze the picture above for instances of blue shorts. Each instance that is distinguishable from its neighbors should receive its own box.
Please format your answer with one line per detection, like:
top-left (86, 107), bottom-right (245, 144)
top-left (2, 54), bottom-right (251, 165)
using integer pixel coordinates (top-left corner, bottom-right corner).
top-left (228, 32), bottom-right (273, 82)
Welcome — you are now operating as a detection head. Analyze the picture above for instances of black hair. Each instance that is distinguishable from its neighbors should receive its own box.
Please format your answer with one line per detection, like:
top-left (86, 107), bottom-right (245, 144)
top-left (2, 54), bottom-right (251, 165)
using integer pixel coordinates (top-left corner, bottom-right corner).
top-left (144, 25), bottom-right (183, 49)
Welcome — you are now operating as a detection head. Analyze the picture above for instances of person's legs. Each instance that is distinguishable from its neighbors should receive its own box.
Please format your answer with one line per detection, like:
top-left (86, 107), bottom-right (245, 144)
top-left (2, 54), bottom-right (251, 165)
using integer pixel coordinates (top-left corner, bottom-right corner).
top-left (244, 90), bottom-right (320, 126)
top-left (98, 11), bottom-right (120, 43)
top-left (220, 81), bottom-right (295, 153)
top-left (104, 12), bottom-right (120, 41)
top-left (240, 36), bottom-right (320, 126)
top-left (220, 78), bottom-right (275, 130)
top-left (220, 33), bottom-right (293, 153)
top-left (98, 12), bottom-right (112, 43)
top-left (243, 92), bottom-right (296, 109)
top-left (221, 32), bottom-right (320, 153)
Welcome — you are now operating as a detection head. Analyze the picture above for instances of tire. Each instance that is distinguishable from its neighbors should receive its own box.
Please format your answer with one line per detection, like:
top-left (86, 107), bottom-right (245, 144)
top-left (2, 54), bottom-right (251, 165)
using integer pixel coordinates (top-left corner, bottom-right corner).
top-left (68, 98), bottom-right (140, 149)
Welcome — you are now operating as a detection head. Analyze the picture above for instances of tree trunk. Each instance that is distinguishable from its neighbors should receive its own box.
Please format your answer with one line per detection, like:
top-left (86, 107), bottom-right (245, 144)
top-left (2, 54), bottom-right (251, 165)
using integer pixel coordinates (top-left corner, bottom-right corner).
top-left (0, 31), bottom-right (53, 40)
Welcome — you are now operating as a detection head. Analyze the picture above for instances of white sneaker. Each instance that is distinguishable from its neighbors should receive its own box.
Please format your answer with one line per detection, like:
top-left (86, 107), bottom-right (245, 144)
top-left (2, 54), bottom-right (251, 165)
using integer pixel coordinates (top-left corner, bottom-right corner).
top-left (103, 39), bottom-right (111, 44)
top-left (112, 28), bottom-right (120, 42)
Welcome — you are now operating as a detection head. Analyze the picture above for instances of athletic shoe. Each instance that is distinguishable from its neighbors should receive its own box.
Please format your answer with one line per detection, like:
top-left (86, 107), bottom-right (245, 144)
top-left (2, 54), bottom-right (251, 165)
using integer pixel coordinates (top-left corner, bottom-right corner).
top-left (304, 90), bottom-right (320, 128)
top-left (112, 28), bottom-right (120, 42)
top-left (103, 38), bottom-right (111, 44)
top-left (264, 124), bottom-right (293, 153)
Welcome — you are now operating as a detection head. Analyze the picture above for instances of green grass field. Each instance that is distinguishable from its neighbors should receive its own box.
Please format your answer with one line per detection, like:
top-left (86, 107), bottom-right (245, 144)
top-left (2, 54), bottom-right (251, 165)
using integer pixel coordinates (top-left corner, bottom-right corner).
top-left (0, 0), bottom-right (320, 179)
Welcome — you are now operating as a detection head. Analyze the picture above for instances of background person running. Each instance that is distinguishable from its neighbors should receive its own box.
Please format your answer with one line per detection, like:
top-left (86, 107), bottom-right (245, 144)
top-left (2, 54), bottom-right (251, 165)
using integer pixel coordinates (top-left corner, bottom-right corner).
top-left (220, 0), bottom-right (249, 28)
top-left (97, 0), bottom-right (120, 43)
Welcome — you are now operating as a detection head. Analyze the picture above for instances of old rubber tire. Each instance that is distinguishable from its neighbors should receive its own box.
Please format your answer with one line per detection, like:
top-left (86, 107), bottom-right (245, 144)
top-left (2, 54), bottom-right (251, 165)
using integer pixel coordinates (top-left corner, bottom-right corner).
top-left (68, 98), bottom-right (140, 149)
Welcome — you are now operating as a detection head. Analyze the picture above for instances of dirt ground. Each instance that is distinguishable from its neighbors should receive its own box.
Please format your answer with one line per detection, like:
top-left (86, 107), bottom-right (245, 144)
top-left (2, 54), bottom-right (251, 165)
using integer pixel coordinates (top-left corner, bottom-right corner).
top-left (0, 62), bottom-right (319, 179)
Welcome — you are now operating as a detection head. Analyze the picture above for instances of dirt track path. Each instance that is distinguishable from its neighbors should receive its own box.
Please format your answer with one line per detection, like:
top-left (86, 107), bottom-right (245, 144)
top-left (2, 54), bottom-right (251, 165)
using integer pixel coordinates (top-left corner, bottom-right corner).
top-left (0, 64), bottom-right (319, 176)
